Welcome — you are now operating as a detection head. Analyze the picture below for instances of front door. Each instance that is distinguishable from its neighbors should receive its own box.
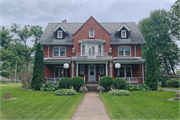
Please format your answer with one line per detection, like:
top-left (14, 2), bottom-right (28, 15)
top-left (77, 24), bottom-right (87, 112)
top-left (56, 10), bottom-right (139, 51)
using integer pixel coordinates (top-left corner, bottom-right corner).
top-left (88, 65), bottom-right (96, 82)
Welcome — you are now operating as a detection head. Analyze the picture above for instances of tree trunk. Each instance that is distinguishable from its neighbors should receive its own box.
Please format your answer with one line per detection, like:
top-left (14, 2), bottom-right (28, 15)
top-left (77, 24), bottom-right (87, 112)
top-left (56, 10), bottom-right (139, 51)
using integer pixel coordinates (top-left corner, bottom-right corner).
top-left (168, 58), bottom-right (176, 75)
top-left (162, 54), bottom-right (170, 80)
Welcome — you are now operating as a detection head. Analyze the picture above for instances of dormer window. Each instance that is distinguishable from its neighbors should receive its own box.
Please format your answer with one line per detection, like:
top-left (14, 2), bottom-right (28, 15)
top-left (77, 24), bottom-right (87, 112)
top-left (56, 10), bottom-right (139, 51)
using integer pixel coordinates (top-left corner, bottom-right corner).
top-left (89, 29), bottom-right (94, 38)
top-left (57, 30), bottom-right (63, 38)
top-left (121, 30), bottom-right (126, 38)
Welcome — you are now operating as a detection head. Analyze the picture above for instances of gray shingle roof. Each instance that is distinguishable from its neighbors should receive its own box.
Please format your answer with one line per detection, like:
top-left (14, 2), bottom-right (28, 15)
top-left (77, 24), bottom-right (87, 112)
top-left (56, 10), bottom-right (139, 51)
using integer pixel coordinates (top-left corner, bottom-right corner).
top-left (40, 22), bottom-right (146, 45)
top-left (113, 58), bottom-right (145, 64)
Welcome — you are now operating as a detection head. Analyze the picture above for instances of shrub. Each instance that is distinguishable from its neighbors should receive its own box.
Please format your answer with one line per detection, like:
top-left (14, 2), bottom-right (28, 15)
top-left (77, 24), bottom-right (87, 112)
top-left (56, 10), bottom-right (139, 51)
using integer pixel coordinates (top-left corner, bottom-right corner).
top-left (58, 77), bottom-right (71, 89)
top-left (140, 83), bottom-right (151, 90)
top-left (134, 84), bottom-right (141, 90)
top-left (108, 90), bottom-right (130, 96)
top-left (126, 82), bottom-right (132, 90)
top-left (166, 80), bottom-right (172, 87)
top-left (71, 77), bottom-right (84, 91)
top-left (97, 86), bottom-right (105, 91)
top-left (54, 89), bottom-right (76, 96)
top-left (161, 79), bottom-right (167, 87)
top-left (40, 81), bottom-right (58, 91)
top-left (113, 78), bottom-right (126, 90)
top-left (79, 86), bottom-right (88, 92)
top-left (98, 76), bottom-right (113, 90)
top-left (171, 78), bottom-right (179, 87)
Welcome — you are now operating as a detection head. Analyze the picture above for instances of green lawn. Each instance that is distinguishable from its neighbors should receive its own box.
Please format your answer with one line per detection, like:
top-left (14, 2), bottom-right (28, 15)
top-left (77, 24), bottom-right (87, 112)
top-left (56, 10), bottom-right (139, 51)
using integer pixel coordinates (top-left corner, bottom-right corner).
top-left (0, 83), bottom-right (22, 86)
top-left (101, 91), bottom-right (179, 120)
top-left (158, 87), bottom-right (180, 90)
top-left (1, 86), bottom-right (84, 119)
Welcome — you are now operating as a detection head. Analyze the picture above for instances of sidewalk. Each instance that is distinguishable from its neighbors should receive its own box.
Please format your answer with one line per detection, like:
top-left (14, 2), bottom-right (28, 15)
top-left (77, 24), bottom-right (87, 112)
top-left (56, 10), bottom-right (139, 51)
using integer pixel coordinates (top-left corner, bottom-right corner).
top-left (158, 88), bottom-right (180, 92)
top-left (71, 91), bottom-right (110, 120)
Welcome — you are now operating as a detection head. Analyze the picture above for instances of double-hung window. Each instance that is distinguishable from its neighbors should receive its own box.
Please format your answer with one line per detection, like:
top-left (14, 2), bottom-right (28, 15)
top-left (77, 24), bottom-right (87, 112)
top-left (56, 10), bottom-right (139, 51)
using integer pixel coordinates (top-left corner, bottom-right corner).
top-left (119, 66), bottom-right (132, 77)
top-left (54, 66), bottom-right (64, 77)
top-left (53, 47), bottom-right (66, 57)
top-left (98, 45), bottom-right (101, 55)
top-left (89, 29), bottom-right (94, 38)
top-left (121, 30), bottom-right (126, 38)
top-left (118, 46), bottom-right (131, 56)
top-left (82, 45), bottom-right (85, 55)
top-left (57, 30), bottom-right (63, 38)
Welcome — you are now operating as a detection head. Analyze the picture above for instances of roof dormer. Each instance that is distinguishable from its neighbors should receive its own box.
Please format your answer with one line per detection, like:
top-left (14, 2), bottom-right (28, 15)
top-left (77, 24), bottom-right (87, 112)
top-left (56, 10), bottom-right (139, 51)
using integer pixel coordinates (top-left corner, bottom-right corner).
top-left (52, 24), bottom-right (68, 39)
top-left (116, 23), bottom-right (131, 39)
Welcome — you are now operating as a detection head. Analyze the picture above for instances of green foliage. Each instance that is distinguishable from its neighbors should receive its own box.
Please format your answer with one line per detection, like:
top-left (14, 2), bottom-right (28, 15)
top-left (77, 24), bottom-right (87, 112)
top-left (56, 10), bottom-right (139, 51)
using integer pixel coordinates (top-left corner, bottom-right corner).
top-left (0, 26), bottom-right (12, 49)
top-left (126, 83), bottom-right (150, 91)
top-left (113, 78), bottom-right (126, 90)
top-left (166, 78), bottom-right (180, 87)
top-left (140, 83), bottom-right (151, 91)
top-left (40, 81), bottom-right (58, 91)
top-left (97, 86), bottom-right (105, 91)
top-left (166, 80), bottom-right (173, 87)
top-left (54, 89), bottom-right (76, 96)
top-left (0, 71), bottom-right (11, 78)
top-left (161, 79), bottom-right (167, 87)
top-left (108, 90), bottom-right (130, 96)
top-left (98, 76), bottom-right (113, 90)
top-left (58, 77), bottom-right (71, 89)
top-left (145, 46), bottom-right (158, 91)
top-left (31, 43), bottom-right (44, 90)
top-left (71, 77), bottom-right (84, 91)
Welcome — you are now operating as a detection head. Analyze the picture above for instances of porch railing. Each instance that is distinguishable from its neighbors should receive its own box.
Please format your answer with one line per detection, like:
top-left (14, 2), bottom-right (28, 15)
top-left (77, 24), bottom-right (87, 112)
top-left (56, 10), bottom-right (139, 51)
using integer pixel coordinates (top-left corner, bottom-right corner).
top-left (75, 52), bottom-right (110, 59)
top-left (47, 77), bottom-right (62, 83)
top-left (122, 77), bottom-right (138, 83)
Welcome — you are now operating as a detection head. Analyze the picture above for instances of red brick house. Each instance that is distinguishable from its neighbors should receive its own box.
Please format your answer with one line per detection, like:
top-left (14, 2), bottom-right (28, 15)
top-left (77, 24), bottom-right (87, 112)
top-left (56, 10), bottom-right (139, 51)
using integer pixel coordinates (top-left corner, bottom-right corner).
top-left (40, 16), bottom-right (146, 84)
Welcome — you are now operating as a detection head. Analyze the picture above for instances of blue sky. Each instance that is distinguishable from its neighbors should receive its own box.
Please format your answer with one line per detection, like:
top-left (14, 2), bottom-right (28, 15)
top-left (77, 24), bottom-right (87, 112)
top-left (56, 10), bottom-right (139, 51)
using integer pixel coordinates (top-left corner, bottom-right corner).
top-left (0, 0), bottom-right (178, 47)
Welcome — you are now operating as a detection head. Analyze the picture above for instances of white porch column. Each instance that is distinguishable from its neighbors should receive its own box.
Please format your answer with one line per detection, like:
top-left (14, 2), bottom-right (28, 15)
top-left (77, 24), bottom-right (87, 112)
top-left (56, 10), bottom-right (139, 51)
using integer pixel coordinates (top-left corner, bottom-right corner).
top-left (106, 62), bottom-right (108, 76)
top-left (142, 63), bottom-right (144, 83)
top-left (76, 63), bottom-right (78, 77)
top-left (109, 61), bottom-right (112, 77)
top-left (72, 61), bottom-right (74, 78)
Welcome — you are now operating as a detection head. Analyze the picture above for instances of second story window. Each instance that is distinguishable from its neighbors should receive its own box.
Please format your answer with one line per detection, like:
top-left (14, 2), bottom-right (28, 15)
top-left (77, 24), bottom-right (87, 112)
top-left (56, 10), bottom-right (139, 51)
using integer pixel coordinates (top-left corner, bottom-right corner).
top-left (57, 30), bottom-right (63, 38)
top-left (118, 46), bottom-right (131, 56)
top-left (82, 45), bottom-right (85, 55)
top-left (89, 29), bottom-right (94, 38)
top-left (121, 30), bottom-right (126, 38)
top-left (53, 47), bottom-right (66, 57)
top-left (98, 45), bottom-right (101, 55)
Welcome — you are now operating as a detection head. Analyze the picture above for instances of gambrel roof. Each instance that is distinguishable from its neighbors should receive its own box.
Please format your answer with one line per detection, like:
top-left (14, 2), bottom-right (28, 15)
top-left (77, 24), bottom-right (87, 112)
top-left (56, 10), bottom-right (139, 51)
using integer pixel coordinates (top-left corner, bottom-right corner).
top-left (40, 20), bottom-right (146, 45)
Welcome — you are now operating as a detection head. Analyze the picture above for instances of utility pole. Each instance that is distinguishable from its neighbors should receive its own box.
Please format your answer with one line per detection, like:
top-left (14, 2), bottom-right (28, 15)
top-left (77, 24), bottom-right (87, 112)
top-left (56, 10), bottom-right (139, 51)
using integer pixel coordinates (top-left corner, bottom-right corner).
top-left (14, 60), bottom-right (17, 84)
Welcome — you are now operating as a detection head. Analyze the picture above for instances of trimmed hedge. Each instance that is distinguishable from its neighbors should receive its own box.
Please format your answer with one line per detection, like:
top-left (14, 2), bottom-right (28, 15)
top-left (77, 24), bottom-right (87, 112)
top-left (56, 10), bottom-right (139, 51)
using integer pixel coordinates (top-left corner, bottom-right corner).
top-left (71, 77), bottom-right (84, 91)
top-left (54, 89), bottom-right (76, 96)
top-left (166, 79), bottom-right (180, 87)
top-left (58, 77), bottom-right (71, 89)
top-left (113, 78), bottom-right (126, 90)
top-left (161, 79), bottom-right (167, 87)
top-left (98, 76), bottom-right (113, 90)
top-left (108, 90), bottom-right (130, 96)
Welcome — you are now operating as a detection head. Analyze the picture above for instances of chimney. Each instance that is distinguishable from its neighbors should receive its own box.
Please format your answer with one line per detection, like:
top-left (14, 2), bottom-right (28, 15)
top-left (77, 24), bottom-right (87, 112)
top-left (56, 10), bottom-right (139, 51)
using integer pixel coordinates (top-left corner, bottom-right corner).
top-left (62, 19), bottom-right (66, 23)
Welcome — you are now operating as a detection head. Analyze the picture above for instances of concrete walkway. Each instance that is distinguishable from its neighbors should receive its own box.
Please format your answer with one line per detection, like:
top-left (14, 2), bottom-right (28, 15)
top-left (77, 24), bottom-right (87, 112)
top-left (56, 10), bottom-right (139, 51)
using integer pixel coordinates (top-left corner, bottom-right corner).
top-left (71, 91), bottom-right (110, 120)
top-left (158, 88), bottom-right (180, 92)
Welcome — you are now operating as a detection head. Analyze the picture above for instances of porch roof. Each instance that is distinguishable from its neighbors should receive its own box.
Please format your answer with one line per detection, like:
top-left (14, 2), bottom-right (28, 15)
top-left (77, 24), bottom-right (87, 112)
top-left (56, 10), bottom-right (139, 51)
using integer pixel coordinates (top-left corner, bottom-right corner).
top-left (44, 58), bottom-right (71, 64)
top-left (113, 57), bottom-right (145, 64)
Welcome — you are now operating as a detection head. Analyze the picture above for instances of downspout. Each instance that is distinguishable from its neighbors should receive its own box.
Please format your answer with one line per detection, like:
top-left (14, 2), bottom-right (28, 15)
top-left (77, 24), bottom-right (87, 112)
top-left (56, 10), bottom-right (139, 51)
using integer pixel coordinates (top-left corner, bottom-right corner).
top-left (142, 59), bottom-right (145, 83)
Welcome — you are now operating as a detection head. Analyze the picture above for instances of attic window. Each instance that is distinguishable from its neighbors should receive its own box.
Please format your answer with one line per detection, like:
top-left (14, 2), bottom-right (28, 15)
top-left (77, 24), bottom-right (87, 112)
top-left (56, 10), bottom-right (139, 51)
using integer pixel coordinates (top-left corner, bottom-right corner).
top-left (57, 30), bottom-right (63, 38)
top-left (121, 30), bottom-right (126, 38)
top-left (89, 29), bottom-right (94, 38)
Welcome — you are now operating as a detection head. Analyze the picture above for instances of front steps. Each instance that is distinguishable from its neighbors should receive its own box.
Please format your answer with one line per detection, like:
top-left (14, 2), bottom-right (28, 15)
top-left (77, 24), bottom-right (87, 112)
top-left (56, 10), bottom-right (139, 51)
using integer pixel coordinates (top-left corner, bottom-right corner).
top-left (85, 84), bottom-right (98, 91)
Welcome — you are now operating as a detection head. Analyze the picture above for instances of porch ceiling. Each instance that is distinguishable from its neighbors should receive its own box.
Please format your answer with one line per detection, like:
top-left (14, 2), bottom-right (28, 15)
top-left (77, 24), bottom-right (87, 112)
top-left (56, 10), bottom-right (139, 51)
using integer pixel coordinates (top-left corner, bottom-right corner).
top-left (113, 57), bottom-right (145, 64)
top-left (44, 58), bottom-right (71, 64)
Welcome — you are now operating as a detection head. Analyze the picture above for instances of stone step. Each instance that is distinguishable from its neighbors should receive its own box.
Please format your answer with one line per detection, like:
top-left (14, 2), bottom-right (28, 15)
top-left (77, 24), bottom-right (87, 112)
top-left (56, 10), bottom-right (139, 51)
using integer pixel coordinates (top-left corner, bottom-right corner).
top-left (85, 84), bottom-right (99, 88)
top-left (88, 88), bottom-right (98, 91)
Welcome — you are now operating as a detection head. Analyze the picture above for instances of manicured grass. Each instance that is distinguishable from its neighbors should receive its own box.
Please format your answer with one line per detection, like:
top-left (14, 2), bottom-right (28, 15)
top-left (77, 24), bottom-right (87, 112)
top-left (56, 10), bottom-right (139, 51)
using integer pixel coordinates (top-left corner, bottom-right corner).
top-left (0, 83), bottom-right (22, 86)
top-left (101, 91), bottom-right (179, 120)
top-left (158, 87), bottom-right (180, 90)
top-left (1, 86), bottom-right (84, 119)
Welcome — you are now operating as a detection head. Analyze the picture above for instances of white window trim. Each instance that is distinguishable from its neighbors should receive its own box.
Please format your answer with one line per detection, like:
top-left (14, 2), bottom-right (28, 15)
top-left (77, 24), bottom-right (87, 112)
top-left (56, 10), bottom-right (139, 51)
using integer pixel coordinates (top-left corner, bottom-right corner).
top-left (57, 30), bottom-right (63, 38)
top-left (53, 46), bottom-right (66, 57)
top-left (99, 65), bottom-right (104, 74)
top-left (54, 66), bottom-right (64, 77)
top-left (121, 30), bottom-right (126, 38)
top-left (89, 29), bottom-right (94, 38)
top-left (118, 46), bottom-right (131, 56)
top-left (80, 65), bottom-right (85, 74)
top-left (120, 65), bottom-right (132, 77)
